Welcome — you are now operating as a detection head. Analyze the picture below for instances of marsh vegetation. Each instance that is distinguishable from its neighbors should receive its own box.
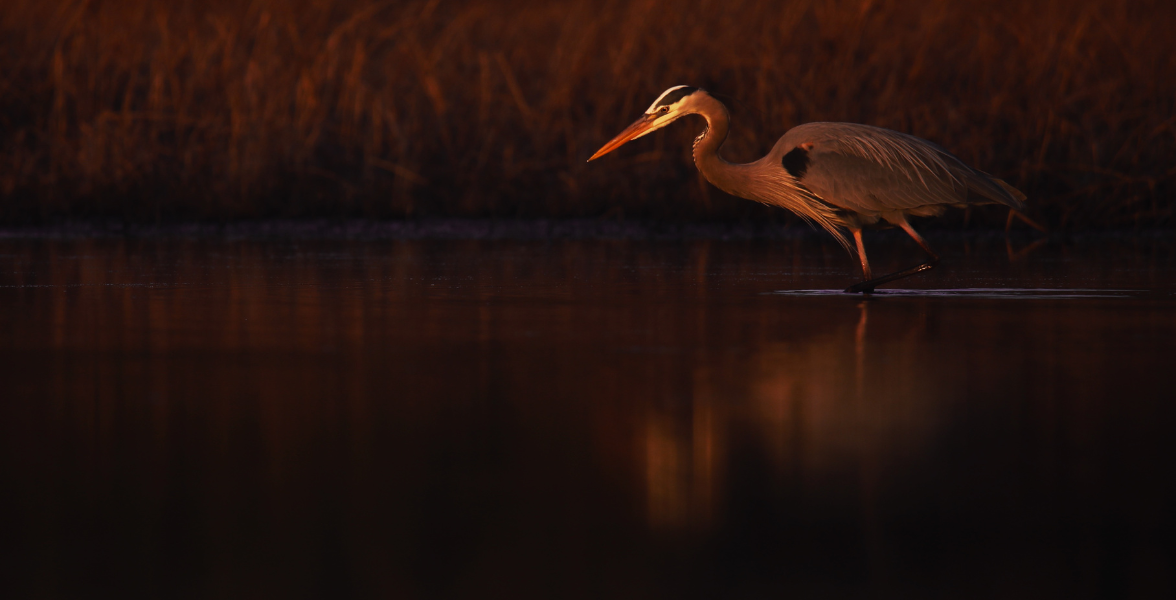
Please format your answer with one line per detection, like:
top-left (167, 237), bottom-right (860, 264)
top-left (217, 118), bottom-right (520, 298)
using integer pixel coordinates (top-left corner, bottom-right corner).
top-left (2, 0), bottom-right (1173, 227)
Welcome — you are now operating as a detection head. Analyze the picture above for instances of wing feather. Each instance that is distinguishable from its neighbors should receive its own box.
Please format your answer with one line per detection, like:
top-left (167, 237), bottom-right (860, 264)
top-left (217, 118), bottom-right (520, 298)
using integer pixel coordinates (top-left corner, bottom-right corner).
top-left (774, 123), bottom-right (1023, 216)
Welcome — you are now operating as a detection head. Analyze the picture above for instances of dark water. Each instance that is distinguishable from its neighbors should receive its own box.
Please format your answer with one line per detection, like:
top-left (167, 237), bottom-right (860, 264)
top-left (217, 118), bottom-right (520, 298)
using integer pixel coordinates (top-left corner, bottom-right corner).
top-left (2, 236), bottom-right (1175, 599)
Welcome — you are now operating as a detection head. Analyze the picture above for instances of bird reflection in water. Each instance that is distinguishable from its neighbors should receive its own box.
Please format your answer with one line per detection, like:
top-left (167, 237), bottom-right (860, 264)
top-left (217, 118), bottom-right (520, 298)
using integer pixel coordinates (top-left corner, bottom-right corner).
top-left (640, 297), bottom-right (932, 541)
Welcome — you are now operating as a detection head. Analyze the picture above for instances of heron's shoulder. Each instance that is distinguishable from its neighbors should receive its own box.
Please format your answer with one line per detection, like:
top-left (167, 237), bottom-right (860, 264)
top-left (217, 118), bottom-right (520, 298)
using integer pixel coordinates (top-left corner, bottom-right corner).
top-left (778, 122), bottom-right (940, 151)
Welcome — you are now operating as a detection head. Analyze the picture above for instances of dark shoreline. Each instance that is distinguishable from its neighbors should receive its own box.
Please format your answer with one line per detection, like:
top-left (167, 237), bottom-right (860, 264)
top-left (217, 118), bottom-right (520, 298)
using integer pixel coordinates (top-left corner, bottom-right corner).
top-left (0, 218), bottom-right (1168, 242)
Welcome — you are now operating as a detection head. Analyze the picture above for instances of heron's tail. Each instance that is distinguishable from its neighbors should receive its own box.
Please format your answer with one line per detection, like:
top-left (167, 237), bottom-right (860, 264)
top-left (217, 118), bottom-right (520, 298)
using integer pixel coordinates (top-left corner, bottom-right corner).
top-left (967, 171), bottom-right (1026, 211)
top-left (993, 178), bottom-right (1027, 206)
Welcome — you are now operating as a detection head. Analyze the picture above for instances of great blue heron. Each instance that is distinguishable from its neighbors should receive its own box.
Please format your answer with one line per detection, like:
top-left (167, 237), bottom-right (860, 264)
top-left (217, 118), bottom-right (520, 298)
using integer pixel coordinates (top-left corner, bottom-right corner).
top-left (588, 86), bottom-right (1029, 293)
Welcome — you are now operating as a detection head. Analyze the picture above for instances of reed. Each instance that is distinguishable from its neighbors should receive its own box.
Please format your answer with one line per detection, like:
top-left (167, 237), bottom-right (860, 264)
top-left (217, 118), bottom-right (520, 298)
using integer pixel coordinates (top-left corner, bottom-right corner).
top-left (1, 0), bottom-right (1173, 228)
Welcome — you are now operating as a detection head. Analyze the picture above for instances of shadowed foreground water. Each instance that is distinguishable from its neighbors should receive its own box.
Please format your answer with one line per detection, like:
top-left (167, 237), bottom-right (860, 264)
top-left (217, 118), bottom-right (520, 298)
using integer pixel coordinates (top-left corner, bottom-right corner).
top-left (2, 236), bottom-right (1175, 598)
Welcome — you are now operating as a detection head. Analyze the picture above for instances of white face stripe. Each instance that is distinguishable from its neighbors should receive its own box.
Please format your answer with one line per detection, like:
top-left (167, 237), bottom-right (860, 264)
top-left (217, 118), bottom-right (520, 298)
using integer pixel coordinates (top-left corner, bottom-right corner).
top-left (644, 85), bottom-right (693, 114)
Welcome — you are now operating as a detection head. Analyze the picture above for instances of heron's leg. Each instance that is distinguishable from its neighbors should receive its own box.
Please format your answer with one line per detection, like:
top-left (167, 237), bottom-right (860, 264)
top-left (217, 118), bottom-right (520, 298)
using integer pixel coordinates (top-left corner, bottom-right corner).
top-left (853, 228), bottom-right (872, 280)
top-left (897, 220), bottom-right (940, 264)
top-left (845, 220), bottom-right (939, 293)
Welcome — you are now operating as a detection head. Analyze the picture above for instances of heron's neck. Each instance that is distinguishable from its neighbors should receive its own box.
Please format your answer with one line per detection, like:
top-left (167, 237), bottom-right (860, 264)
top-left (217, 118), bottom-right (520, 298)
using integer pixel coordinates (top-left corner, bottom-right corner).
top-left (691, 96), bottom-right (754, 197)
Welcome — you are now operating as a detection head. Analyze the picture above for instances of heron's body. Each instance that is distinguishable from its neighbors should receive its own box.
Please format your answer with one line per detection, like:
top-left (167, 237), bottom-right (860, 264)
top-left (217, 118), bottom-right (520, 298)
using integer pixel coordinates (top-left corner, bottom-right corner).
top-left (589, 86), bottom-right (1028, 292)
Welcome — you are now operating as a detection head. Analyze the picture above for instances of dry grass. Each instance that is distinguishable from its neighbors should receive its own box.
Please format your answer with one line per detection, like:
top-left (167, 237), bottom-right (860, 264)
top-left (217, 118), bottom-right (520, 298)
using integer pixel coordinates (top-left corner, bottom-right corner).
top-left (1, 0), bottom-right (1174, 228)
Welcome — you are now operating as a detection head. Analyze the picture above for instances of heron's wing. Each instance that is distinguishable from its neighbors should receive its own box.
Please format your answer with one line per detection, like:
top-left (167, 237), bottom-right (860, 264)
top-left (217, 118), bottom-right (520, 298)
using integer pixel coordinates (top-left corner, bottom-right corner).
top-left (778, 123), bottom-right (1024, 215)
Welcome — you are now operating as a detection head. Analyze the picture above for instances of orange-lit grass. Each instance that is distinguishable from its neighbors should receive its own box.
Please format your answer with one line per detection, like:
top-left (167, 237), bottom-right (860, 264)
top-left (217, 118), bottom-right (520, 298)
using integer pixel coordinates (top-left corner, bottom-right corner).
top-left (1, 0), bottom-right (1173, 227)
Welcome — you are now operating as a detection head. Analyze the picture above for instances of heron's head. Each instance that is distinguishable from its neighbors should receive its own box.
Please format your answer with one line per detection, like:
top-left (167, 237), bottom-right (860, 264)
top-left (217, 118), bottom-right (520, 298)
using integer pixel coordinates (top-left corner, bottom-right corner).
top-left (588, 85), bottom-right (704, 161)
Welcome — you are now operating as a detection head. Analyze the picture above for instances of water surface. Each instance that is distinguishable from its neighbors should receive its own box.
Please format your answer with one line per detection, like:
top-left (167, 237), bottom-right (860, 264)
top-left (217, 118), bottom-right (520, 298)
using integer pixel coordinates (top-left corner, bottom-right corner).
top-left (2, 237), bottom-right (1175, 598)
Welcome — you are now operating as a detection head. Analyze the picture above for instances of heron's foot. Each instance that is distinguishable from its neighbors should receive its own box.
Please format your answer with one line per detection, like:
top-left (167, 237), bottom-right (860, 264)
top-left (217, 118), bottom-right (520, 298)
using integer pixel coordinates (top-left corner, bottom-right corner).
top-left (844, 260), bottom-right (938, 294)
top-left (845, 280), bottom-right (876, 294)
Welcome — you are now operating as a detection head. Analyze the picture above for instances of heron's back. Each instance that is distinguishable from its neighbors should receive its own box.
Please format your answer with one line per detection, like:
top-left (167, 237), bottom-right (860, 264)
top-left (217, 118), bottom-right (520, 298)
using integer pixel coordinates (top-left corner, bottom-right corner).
top-left (772, 122), bottom-right (1025, 218)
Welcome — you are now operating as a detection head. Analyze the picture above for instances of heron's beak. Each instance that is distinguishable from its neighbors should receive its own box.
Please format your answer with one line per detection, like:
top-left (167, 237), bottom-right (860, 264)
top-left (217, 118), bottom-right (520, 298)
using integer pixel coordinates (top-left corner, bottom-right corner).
top-left (588, 115), bottom-right (659, 162)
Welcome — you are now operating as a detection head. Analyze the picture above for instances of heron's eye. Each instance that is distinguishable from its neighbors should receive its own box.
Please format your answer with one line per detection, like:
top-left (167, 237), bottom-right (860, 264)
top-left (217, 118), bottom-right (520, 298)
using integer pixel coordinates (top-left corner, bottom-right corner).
top-left (659, 106), bottom-right (670, 114)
